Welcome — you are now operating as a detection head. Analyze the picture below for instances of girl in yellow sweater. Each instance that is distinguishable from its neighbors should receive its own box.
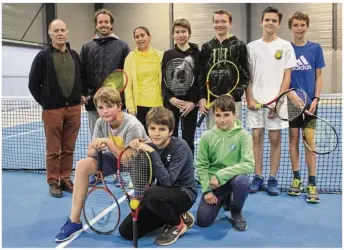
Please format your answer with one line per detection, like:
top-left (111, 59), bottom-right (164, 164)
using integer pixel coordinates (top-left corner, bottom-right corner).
top-left (124, 26), bottom-right (164, 132)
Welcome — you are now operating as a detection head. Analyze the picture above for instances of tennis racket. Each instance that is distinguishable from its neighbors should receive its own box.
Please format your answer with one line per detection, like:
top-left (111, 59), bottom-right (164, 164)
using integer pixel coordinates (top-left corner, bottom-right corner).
top-left (83, 150), bottom-right (121, 234)
top-left (163, 57), bottom-right (195, 130)
top-left (85, 69), bottom-right (128, 101)
top-left (254, 88), bottom-right (308, 121)
top-left (196, 60), bottom-right (240, 127)
top-left (302, 109), bottom-right (338, 154)
top-left (117, 147), bottom-right (153, 248)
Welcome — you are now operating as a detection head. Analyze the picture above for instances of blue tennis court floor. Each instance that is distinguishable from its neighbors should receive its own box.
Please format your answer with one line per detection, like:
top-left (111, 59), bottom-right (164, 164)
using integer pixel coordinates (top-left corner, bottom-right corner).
top-left (2, 172), bottom-right (342, 248)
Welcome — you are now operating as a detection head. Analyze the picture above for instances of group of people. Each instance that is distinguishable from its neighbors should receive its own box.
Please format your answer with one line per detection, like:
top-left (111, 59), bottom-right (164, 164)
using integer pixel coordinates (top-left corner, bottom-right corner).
top-left (28, 5), bottom-right (325, 247)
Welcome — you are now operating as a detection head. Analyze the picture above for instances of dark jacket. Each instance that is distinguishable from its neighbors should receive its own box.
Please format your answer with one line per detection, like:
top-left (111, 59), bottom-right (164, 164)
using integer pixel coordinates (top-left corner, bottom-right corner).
top-left (199, 36), bottom-right (250, 102)
top-left (149, 136), bottom-right (197, 204)
top-left (162, 43), bottom-right (201, 106)
top-left (80, 35), bottom-right (130, 111)
top-left (28, 43), bottom-right (82, 110)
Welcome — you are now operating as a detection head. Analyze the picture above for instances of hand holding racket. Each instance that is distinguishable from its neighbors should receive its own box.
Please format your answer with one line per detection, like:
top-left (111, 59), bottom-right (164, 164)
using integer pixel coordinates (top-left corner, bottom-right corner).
top-left (83, 150), bottom-right (121, 234)
top-left (196, 60), bottom-right (240, 127)
top-left (85, 69), bottom-right (128, 102)
top-left (253, 88), bottom-right (308, 121)
top-left (117, 146), bottom-right (153, 248)
top-left (163, 57), bottom-right (195, 130)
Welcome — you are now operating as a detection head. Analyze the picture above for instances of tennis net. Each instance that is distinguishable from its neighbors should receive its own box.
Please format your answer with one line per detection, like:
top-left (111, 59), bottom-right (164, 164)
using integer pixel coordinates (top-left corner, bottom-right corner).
top-left (2, 94), bottom-right (342, 193)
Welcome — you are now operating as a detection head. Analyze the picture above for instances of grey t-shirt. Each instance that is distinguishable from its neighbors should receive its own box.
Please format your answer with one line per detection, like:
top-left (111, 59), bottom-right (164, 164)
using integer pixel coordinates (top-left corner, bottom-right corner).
top-left (92, 112), bottom-right (149, 148)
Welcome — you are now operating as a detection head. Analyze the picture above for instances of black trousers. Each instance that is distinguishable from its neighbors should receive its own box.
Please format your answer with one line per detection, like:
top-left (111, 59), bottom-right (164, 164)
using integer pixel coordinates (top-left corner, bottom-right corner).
top-left (136, 106), bottom-right (153, 134)
top-left (166, 104), bottom-right (198, 155)
top-left (119, 186), bottom-right (193, 240)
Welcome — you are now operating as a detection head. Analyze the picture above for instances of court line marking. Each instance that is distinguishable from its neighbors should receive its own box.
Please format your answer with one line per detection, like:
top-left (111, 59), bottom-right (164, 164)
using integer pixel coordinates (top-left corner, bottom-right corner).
top-left (4, 129), bottom-right (43, 139)
top-left (56, 189), bottom-right (134, 248)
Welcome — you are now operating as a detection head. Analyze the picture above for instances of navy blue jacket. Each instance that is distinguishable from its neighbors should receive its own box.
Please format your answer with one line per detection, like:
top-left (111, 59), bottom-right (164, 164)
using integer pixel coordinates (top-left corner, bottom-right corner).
top-left (149, 136), bottom-right (197, 204)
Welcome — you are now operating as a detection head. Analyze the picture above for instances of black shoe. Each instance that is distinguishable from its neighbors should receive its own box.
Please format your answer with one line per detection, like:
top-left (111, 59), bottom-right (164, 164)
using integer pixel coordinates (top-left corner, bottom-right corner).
top-left (49, 182), bottom-right (63, 198)
top-left (229, 210), bottom-right (247, 231)
top-left (181, 211), bottom-right (195, 229)
top-left (155, 223), bottom-right (187, 246)
top-left (222, 193), bottom-right (231, 211)
top-left (60, 179), bottom-right (74, 193)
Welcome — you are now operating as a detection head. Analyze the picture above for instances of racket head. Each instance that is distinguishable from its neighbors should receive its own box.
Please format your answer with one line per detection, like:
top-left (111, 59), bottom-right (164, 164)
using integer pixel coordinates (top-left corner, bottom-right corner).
top-left (117, 147), bottom-right (153, 201)
top-left (82, 151), bottom-right (120, 234)
top-left (206, 60), bottom-right (239, 98)
top-left (275, 88), bottom-right (308, 121)
top-left (83, 186), bottom-right (121, 234)
top-left (303, 116), bottom-right (339, 154)
top-left (164, 58), bottom-right (195, 96)
top-left (102, 69), bottom-right (128, 93)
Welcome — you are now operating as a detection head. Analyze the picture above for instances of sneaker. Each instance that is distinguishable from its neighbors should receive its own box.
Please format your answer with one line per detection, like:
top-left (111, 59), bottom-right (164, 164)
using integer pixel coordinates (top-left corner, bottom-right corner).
top-left (113, 175), bottom-right (121, 187)
top-left (181, 211), bottom-right (195, 229)
top-left (222, 193), bottom-right (231, 211)
top-left (154, 222), bottom-right (187, 246)
top-left (55, 217), bottom-right (83, 242)
top-left (306, 185), bottom-right (320, 203)
top-left (249, 175), bottom-right (264, 193)
top-left (60, 179), bottom-right (74, 193)
top-left (267, 176), bottom-right (280, 196)
top-left (88, 175), bottom-right (101, 187)
top-left (287, 178), bottom-right (303, 196)
top-left (49, 182), bottom-right (63, 198)
top-left (229, 210), bottom-right (248, 231)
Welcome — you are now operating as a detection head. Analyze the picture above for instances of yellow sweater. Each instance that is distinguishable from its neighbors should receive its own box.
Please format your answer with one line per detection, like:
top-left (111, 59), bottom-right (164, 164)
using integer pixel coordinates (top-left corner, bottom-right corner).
top-left (124, 47), bottom-right (163, 113)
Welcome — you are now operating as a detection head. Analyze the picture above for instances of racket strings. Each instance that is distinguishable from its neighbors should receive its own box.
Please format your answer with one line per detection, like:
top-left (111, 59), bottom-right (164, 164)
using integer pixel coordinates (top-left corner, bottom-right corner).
top-left (304, 118), bottom-right (338, 153)
top-left (165, 59), bottom-right (194, 96)
top-left (84, 190), bottom-right (119, 232)
top-left (275, 89), bottom-right (308, 121)
top-left (120, 149), bottom-right (151, 198)
top-left (208, 63), bottom-right (238, 96)
top-left (103, 71), bottom-right (126, 91)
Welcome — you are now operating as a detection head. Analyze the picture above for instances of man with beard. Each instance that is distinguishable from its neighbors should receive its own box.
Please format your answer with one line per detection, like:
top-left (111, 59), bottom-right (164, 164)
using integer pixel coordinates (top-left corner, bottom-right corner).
top-left (80, 9), bottom-right (130, 186)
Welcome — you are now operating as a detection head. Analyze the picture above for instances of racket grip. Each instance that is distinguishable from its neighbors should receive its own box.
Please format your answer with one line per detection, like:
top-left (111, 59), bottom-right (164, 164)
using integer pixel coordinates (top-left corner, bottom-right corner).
top-left (97, 151), bottom-right (102, 171)
top-left (85, 96), bottom-right (91, 101)
top-left (133, 220), bottom-right (138, 248)
top-left (254, 104), bottom-right (263, 109)
top-left (181, 117), bottom-right (184, 130)
top-left (196, 114), bottom-right (206, 127)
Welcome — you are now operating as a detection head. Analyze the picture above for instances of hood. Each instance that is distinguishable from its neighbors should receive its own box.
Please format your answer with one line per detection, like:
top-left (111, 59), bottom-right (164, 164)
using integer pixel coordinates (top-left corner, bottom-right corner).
top-left (174, 42), bottom-right (199, 55)
top-left (93, 32), bottom-right (119, 40)
top-left (210, 119), bottom-right (244, 136)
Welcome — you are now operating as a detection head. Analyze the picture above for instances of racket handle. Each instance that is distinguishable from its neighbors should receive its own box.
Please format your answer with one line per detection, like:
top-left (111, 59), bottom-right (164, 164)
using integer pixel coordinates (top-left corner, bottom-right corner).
top-left (181, 117), bottom-right (184, 130)
top-left (85, 96), bottom-right (91, 101)
top-left (196, 114), bottom-right (206, 127)
top-left (97, 150), bottom-right (102, 172)
top-left (254, 104), bottom-right (263, 109)
top-left (133, 220), bottom-right (138, 248)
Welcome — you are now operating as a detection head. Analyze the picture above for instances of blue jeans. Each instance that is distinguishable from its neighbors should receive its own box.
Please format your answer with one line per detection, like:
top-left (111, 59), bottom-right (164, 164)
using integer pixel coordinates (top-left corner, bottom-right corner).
top-left (196, 174), bottom-right (250, 227)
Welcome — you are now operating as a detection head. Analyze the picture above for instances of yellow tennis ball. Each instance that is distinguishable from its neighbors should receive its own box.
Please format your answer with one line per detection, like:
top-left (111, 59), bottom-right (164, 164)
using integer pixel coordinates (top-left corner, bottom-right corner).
top-left (130, 199), bottom-right (140, 210)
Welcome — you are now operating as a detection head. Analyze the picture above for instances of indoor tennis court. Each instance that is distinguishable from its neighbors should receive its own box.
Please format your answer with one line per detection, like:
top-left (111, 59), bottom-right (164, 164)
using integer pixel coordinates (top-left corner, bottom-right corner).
top-left (2, 2), bottom-right (342, 248)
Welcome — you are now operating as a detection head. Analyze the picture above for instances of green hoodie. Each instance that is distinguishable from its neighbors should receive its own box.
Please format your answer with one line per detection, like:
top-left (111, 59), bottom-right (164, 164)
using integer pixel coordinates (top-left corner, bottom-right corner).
top-left (196, 119), bottom-right (255, 194)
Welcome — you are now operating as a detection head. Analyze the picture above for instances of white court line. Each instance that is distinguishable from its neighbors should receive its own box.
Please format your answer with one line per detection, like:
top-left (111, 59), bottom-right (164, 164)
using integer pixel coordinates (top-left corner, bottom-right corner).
top-left (4, 129), bottom-right (43, 139)
top-left (56, 189), bottom-right (133, 248)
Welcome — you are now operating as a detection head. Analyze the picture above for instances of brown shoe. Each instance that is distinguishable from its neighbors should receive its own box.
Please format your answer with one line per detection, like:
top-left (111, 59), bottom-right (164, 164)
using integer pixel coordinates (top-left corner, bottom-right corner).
top-left (60, 179), bottom-right (74, 193)
top-left (49, 182), bottom-right (63, 198)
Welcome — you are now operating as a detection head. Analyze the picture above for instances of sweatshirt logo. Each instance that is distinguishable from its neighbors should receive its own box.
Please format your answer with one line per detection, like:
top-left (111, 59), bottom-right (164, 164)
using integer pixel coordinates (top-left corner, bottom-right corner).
top-left (274, 50), bottom-right (283, 60)
top-left (229, 144), bottom-right (237, 152)
top-left (212, 48), bottom-right (228, 64)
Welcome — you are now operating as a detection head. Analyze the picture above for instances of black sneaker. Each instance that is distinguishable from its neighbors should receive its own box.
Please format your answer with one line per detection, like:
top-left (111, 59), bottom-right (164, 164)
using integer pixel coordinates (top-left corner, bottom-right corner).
top-left (222, 193), bottom-right (231, 211)
top-left (229, 211), bottom-right (247, 231)
top-left (155, 222), bottom-right (187, 246)
top-left (181, 211), bottom-right (195, 229)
